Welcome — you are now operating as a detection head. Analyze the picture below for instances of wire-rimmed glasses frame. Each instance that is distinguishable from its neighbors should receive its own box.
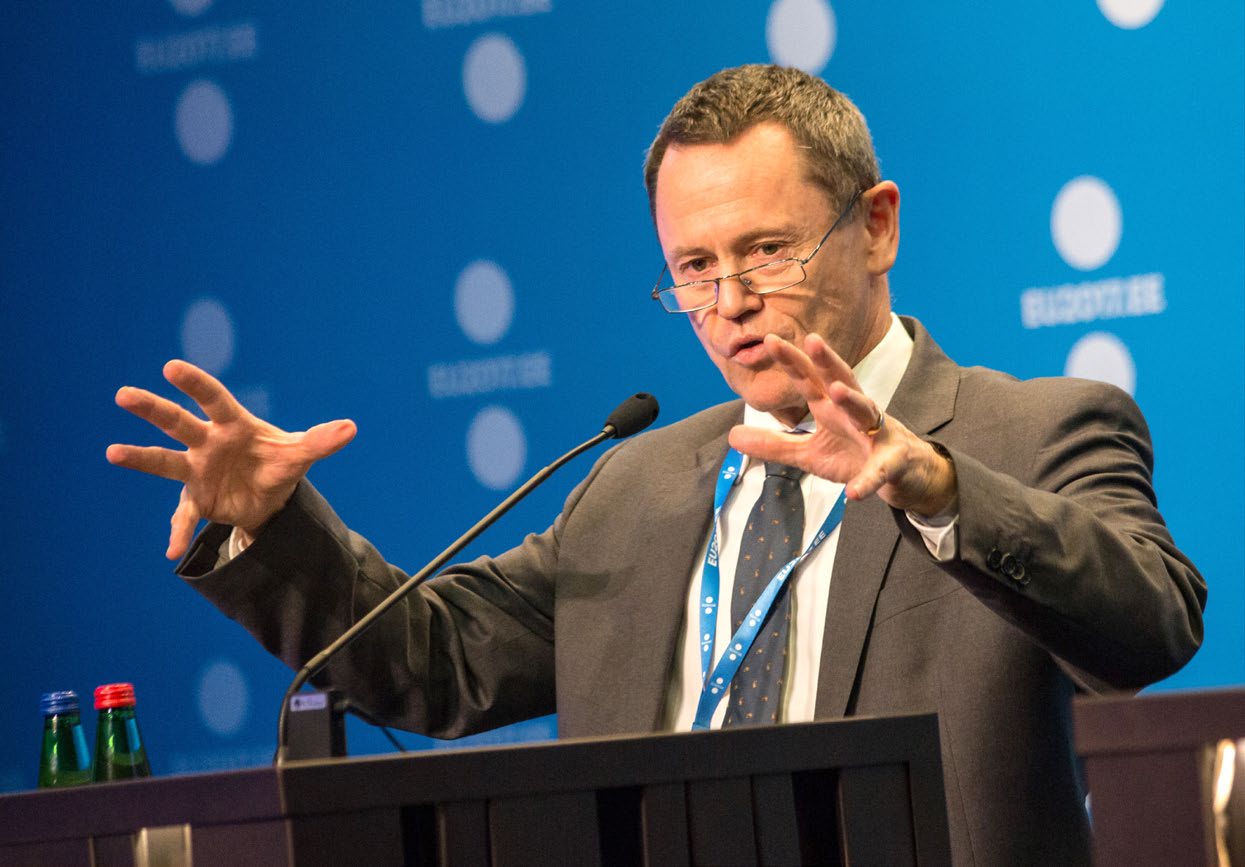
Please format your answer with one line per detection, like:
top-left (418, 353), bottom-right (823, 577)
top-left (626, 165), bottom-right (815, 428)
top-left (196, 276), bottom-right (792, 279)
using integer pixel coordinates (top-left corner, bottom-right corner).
top-left (650, 189), bottom-right (864, 314)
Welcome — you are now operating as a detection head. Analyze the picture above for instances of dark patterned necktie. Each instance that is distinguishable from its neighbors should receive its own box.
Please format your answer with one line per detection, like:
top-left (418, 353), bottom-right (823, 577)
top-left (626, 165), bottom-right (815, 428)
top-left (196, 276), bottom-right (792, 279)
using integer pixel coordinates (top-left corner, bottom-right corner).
top-left (722, 462), bottom-right (805, 727)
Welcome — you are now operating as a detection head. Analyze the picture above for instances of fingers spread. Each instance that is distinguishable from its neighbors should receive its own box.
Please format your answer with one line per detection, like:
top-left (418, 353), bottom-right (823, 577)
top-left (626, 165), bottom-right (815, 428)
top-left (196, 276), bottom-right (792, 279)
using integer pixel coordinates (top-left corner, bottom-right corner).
top-left (164, 359), bottom-right (243, 425)
top-left (106, 444), bottom-right (190, 482)
top-left (115, 386), bottom-right (208, 446)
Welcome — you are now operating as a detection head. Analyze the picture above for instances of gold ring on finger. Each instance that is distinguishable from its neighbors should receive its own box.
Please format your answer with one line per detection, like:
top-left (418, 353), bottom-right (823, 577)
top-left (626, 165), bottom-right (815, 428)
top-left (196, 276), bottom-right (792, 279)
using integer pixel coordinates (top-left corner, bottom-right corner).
top-left (864, 408), bottom-right (885, 437)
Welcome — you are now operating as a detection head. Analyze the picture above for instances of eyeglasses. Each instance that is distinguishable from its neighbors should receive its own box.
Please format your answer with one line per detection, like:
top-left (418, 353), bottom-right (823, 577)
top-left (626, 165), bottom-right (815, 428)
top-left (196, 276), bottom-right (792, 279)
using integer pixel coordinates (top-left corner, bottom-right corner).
top-left (651, 189), bottom-right (864, 314)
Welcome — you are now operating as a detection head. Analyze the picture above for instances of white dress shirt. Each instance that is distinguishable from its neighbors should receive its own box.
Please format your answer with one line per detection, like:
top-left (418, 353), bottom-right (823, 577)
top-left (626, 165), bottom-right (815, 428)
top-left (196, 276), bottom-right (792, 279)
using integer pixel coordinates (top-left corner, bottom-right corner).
top-left (663, 314), bottom-right (956, 730)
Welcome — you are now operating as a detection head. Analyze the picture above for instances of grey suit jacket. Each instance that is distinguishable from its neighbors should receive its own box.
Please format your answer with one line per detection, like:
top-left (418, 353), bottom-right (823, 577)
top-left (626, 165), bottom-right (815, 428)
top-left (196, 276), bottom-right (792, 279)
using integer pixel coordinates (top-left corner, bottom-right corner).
top-left (180, 316), bottom-right (1205, 866)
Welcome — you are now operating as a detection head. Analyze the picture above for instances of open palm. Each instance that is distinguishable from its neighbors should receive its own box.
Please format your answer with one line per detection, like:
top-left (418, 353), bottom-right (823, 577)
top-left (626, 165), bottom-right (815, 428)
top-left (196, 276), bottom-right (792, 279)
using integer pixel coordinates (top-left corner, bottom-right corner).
top-left (107, 360), bottom-right (356, 560)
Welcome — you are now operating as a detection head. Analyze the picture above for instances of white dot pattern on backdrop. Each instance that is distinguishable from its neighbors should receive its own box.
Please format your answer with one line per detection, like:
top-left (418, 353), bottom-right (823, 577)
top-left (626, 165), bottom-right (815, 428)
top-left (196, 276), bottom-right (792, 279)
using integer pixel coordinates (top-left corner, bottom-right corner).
top-left (197, 659), bottom-right (249, 737)
top-left (175, 79), bottom-right (234, 165)
top-left (467, 405), bottom-right (527, 490)
top-left (1065, 331), bottom-right (1136, 395)
top-left (766, 0), bottom-right (837, 75)
top-left (180, 298), bottom-right (235, 376)
top-left (463, 33), bottom-right (527, 124)
top-left (1051, 176), bottom-right (1122, 271)
top-left (454, 260), bottom-right (515, 345)
top-left (1096, 0), bottom-right (1164, 29)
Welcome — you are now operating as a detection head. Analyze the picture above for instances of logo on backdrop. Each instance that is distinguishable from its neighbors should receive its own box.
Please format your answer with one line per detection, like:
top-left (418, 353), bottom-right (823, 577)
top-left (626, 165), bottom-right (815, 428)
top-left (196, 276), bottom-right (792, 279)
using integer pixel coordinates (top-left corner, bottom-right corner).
top-left (135, 22), bottom-right (257, 76)
top-left (1021, 176), bottom-right (1166, 334)
top-left (427, 261), bottom-right (553, 400)
top-left (426, 260), bottom-right (553, 490)
top-left (132, 3), bottom-right (260, 166)
top-left (423, 0), bottom-right (551, 30)
top-left (421, 1), bottom-right (548, 123)
top-left (419, 8), bottom-right (554, 484)
top-left (1017, 5), bottom-right (1166, 398)
top-left (1018, 176), bottom-right (1165, 397)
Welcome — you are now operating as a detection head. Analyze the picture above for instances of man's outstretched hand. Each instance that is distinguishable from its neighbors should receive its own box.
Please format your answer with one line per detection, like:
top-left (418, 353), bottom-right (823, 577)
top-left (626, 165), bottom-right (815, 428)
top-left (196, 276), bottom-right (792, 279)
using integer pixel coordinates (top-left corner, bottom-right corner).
top-left (107, 360), bottom-right (356, 560)
top-left (727, 333), bottom-right (957, 517)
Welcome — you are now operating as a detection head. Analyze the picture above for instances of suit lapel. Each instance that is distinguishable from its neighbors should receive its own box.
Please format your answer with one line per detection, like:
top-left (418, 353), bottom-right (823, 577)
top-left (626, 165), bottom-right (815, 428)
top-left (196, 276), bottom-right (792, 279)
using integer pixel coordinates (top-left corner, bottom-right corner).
top-left (814, 316), bottom-right (960, 718)
top-left (613, 407), bottom-right (737, 732)
top-left (814, 497), bottom-right (904, 717)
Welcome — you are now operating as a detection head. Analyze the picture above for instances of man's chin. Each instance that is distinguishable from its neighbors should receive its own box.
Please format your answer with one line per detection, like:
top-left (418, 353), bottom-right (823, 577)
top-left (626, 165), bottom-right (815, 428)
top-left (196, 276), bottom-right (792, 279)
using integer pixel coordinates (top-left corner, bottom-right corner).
top-left (731, 383), bottom-right (805, 423)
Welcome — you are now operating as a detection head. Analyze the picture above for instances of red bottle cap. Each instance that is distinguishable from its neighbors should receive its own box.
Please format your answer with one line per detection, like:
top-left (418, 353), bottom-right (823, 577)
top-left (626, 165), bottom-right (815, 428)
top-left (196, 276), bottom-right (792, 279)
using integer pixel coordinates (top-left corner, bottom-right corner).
top-left (94, 683), bottom-right (137, 710)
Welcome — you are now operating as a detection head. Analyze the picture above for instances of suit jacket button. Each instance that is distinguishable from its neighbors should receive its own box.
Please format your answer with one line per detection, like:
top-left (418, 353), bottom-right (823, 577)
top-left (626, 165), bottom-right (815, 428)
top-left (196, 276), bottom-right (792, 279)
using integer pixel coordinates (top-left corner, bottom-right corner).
top-left (1004, 557), bottom-right (1029, 585)
top-left (987, 549), bottom-right (1003, 570)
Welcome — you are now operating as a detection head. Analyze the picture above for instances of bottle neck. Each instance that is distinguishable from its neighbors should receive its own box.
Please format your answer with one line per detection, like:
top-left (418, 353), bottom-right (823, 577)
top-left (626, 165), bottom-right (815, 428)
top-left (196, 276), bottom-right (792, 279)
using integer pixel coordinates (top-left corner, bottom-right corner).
top-left (98, 705), bottom-right (137, 718)
top-left (94, 703), bottom-right (151, 780)
top-left (44, 711), bottom-right (83, 729)
top-left (40, 712), bottom-right (91, 787)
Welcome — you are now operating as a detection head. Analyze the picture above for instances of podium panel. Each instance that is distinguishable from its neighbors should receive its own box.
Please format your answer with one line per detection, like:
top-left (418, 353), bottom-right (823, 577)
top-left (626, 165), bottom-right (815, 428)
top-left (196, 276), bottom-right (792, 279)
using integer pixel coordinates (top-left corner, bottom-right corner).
top-left (0, 713), bottom-right (950, 866)
top-left (1075, 687), bottom-right (1245, 867)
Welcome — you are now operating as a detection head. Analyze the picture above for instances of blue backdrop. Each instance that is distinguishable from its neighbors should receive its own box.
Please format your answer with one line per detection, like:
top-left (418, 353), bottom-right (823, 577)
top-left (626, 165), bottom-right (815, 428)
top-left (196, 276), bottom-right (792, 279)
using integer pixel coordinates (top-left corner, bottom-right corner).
top-left (2, 0), bottom-right (1241, 788)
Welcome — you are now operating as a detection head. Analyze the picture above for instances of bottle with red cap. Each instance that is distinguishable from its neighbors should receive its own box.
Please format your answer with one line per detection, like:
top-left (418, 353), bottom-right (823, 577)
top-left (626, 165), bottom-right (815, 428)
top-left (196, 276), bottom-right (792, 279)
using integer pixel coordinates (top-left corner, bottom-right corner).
top-left (92, 683), bottom-right (151, 781)
top-left (37, 690), bottom-right (92, 788)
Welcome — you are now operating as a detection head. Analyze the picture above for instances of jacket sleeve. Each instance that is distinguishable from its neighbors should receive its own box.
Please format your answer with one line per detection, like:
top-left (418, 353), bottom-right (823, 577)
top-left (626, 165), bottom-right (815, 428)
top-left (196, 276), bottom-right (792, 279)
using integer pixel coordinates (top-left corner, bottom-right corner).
top-left (176, 445), bottom-right (622, 738)
top-left (902, 378), bottom-right (1206, 690)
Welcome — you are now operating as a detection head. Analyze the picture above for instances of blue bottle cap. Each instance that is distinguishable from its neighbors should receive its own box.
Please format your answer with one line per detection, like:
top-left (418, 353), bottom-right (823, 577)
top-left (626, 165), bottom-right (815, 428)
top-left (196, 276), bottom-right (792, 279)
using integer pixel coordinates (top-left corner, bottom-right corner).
top-left (40, 691), bottom-right (80, 716)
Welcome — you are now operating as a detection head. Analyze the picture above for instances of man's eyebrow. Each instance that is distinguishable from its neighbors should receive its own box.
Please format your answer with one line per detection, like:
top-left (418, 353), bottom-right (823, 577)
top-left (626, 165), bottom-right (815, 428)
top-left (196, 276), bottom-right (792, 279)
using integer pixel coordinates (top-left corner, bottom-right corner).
top-left (667, 226), bottom-right (800, 263)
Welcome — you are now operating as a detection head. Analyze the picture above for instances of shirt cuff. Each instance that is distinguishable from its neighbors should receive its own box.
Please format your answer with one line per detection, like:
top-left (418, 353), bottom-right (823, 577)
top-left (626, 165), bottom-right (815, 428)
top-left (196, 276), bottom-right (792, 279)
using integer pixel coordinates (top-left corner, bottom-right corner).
top-left (905, 510), bottom-right (959, 561)
top-left (224, 526), bottom-right (252, 561)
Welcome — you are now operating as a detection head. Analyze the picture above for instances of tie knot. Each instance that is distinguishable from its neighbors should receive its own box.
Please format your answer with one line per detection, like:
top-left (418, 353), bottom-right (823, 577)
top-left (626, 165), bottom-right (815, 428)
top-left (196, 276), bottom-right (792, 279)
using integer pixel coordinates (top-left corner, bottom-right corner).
top-left (764, 462), bottom-right (803, 482)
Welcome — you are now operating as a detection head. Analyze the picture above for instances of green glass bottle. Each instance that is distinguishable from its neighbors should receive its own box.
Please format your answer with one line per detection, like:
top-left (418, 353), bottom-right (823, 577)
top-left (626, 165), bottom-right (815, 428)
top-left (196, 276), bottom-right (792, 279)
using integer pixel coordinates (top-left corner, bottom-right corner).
top-left (37, 691), bottom-right (91, 788)
top-left (92, 683), bottom-right (151, 781)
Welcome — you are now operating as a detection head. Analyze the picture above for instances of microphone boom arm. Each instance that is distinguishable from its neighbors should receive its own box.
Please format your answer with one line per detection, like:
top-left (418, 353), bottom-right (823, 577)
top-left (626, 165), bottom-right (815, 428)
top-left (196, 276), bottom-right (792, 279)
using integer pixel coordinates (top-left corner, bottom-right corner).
top-left (274, 427), bottom-right (615, 763)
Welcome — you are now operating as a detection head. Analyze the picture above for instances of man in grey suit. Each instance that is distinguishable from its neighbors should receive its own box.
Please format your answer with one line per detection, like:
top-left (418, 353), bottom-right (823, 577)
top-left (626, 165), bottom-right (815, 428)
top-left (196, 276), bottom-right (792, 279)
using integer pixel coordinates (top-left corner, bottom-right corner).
top-left (109, 65), bottom-right (1205, 865)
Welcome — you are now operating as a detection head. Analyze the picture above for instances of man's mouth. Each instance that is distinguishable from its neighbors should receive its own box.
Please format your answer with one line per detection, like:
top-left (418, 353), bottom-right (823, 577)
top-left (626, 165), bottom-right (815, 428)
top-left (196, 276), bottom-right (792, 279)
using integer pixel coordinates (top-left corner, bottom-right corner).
top-left (728, 336), bottom-right (771, 365)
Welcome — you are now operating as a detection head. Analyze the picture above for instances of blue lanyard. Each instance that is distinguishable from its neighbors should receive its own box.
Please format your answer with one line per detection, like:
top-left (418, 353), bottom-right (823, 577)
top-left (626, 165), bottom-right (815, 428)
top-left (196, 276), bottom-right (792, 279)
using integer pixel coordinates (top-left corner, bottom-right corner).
top-left (692, 448), bottom-right (846, 730)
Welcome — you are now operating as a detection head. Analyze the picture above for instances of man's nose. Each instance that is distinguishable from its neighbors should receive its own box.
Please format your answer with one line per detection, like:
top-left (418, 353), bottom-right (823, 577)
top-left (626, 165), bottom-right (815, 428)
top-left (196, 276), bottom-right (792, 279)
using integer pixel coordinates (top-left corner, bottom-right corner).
top-left (714, 275), bottom-right (764, 320)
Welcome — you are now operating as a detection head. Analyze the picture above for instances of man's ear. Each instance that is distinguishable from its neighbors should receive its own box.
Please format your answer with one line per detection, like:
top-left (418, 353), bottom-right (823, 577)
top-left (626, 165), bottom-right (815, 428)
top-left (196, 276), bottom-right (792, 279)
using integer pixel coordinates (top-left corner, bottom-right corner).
top-left (863, 181), bottom-right (900, 275)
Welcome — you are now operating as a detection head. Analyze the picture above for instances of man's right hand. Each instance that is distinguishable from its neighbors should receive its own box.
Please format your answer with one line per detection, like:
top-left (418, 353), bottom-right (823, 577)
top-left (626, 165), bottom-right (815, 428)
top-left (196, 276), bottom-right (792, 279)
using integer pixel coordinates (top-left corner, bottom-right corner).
top-left (107, 360), bottom-right (357, 561)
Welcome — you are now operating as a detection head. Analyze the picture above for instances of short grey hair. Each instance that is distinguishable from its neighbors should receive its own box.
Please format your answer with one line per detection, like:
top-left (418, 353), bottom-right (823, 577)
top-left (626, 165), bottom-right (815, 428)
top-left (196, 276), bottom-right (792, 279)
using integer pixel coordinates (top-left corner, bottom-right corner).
top-left (644, 64), bottom-right (880, 217)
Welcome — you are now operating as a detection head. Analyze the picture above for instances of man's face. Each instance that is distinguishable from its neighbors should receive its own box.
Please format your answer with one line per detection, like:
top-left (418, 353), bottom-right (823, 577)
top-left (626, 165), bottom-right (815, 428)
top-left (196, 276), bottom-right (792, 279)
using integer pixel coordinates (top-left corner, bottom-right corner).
top-left (653, 122), bottom-right (891, 424)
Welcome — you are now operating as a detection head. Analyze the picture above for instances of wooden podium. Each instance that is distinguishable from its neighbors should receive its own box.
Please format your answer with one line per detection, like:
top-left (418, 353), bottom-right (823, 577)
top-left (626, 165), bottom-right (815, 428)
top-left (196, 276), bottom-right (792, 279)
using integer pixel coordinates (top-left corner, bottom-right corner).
top-left (0, 712), bottom-right (950, 866)
top-left (1075, 687), bottom-right (1245, 867)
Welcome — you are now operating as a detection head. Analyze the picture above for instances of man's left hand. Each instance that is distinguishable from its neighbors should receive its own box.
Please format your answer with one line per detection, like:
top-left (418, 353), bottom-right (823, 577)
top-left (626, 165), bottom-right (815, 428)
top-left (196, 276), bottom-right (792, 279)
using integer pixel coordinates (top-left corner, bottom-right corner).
top-left (727, 333), bottom-right (957, 518)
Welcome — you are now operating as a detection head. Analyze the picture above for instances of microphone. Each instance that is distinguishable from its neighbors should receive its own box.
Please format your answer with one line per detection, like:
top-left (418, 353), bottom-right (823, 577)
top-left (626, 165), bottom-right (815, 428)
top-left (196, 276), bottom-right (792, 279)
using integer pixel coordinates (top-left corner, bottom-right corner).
top-left (603, 393), bottom-right (659, 439)
top-left (274, 392), bottom-right (660, 763)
